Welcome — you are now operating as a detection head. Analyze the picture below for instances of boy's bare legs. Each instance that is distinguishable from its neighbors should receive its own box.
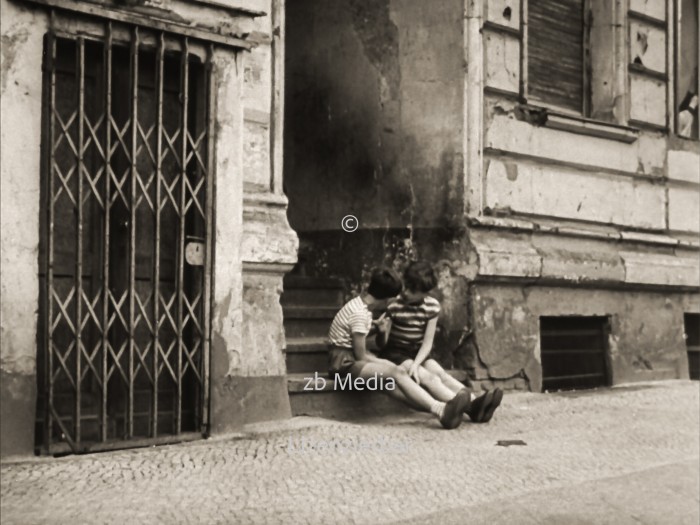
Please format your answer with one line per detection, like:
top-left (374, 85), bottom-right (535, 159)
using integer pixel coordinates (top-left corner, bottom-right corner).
top-left (379, 384), bottom-right (430, 413)
top-left (398, 360), bottom-right (458, 402)
top-left (423, 359), bottom-right (473, 397)
top-left (357, 361), bottom-right (437, 412)
top-left (353, 361), bottom-right (471, 429)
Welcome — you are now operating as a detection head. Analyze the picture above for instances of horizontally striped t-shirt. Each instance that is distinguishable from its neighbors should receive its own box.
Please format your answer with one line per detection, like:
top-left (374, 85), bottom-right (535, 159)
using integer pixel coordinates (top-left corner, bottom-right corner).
top-left (328, 297), bottom-right (372, 348)
top-left (386, 296), bottom-right (441, 349)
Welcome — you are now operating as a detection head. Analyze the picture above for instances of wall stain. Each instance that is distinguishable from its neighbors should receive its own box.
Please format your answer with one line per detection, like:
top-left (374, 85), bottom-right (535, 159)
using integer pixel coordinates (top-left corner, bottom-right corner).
top-left (1, 28), bottom-right (30, 92)
top-left (348, 0), bottom-right (400, 100)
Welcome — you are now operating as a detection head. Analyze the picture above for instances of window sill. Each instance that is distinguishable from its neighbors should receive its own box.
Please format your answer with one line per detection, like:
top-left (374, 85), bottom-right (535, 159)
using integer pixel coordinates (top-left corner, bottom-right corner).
top-left (517, 104), bottom-right (640, 143)
top-left (469, 215), bottom-right (700, 250)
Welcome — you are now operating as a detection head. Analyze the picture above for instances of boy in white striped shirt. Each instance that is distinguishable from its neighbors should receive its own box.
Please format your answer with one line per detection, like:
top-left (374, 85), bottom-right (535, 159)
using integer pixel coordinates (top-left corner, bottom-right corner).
top-left (328, 267), bottom-right (472, 429)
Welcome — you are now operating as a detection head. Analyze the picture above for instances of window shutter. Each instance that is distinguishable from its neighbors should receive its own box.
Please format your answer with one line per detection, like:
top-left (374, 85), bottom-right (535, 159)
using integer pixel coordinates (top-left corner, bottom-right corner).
top-left (528, 0), bottom-right (585, 112)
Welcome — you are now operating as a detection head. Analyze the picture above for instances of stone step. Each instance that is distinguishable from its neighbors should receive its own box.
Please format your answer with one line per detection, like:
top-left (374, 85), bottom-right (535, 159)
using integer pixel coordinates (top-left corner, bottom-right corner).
top-left (281, 287), bottom-right (344, 308)
top-left (283, 306), bottom-right (339, 319)
top-left (285, 337), bottom-right (329, 374)
top-left (284, 318), bottom-right (331, 338)
top-left (283, 306), bottom-right (338, 338)
top-left (283, 275), bottom-right (344, 289)
top-left (280, 275), bottom-right (344, 317)
top-left (284, 338), bottom-right (386, 374)
top-left (286, 337), bottom-right (328, 353)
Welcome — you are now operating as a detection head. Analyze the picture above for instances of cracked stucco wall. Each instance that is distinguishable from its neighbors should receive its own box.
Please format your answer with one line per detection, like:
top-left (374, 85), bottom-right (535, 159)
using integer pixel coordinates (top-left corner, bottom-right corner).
top-left (283, 0), bottom-right (468, 364)
top-left (476, 0), bottom-right (699, 390)
top-left (0, 0), bottom-right (47, 457)
top-left (285, 0), bottom-right (464, 233)
top-left (0, 0), bottom-right (294, 454)
top-left (284, 0), bottom-right (699, 392)
top-left (483, 0), bottom-right (699, 238)
top-left (468, 284), bottom-right (697, 392)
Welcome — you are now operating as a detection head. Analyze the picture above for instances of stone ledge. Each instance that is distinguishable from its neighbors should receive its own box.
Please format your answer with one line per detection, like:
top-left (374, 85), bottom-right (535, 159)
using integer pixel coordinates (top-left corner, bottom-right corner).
top-left (469, 230), bottom-right (542, 278)
top-left (242, 191), bottom-right (298, 266)
top-left (544, 111), bottom-right (640, 144)
top-left (621, 252), bottom-right (700, 288)
top-left (469, 229), bottom-right (700, 289)
top-left (470, 215), bottom-right (699, 249)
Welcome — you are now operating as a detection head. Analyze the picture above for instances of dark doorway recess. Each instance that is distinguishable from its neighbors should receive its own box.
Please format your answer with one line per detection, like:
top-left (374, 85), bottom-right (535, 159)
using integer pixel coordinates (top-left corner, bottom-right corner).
top-left (540, 316), bottom-right (611, 392)
top-left (684, 313), bottom-right (700, 381)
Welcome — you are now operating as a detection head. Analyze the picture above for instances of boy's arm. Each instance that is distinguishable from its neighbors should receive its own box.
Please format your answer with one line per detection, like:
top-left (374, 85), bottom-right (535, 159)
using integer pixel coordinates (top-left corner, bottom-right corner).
top-left (352, 332), bottom-right (387, 363)
top-left (408, 317), bottom-right (438, 382)
top-left (351, 332), bottom-right (373, 362)
top-left (374, 313), bottom-right (392, 349)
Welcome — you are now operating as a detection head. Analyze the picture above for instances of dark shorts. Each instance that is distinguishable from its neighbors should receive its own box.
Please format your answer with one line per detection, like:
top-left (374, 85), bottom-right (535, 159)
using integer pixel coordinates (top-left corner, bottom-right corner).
top-left (378, 345), bottom-right (419, 366)
top-left (328, 346), bottom-right (367, 377)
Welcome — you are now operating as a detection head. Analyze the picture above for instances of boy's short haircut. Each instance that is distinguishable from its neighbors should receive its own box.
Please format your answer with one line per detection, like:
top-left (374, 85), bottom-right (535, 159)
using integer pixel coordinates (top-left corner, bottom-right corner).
top-left (368, 267), bottom-right (403, 299)
top-left (403, 261), bottom-right (437, 293)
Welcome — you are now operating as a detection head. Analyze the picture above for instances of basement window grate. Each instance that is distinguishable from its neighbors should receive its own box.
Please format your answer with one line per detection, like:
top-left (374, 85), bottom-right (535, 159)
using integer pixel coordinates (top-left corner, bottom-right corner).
top-left (540, 316), bottom-right (610, 392)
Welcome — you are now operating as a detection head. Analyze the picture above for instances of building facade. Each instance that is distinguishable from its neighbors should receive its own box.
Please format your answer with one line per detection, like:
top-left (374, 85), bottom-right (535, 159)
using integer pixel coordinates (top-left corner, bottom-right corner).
top-left (1, 0), bottom-right (699, 458)
top-left (284, 0), bottom-right (699, 394)
top-left (1, 0), bottom-right (298, 457)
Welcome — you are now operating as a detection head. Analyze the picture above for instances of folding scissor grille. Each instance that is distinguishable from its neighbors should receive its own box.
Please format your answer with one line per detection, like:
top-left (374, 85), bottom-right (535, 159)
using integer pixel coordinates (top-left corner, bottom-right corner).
top-left (37, 22), bottom-right (214, 454)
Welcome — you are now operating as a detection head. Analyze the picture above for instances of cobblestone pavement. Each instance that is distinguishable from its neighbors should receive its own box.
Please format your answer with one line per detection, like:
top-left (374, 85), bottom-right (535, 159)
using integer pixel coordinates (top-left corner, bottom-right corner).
top-left (1, 381), bottom-right (698, 525)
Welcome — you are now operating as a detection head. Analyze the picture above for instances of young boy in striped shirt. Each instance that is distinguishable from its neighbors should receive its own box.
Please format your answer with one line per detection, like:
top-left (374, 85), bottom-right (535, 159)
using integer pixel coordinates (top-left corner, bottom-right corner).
top-left (328, 267), bottom-right (472, 429)
top-left (378, 261), bottom-right (503, 423)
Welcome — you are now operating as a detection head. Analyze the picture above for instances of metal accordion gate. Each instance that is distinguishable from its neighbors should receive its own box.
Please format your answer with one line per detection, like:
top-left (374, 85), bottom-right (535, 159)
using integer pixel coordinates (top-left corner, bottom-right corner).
top-left (37, 16), bottom-right (214, 454)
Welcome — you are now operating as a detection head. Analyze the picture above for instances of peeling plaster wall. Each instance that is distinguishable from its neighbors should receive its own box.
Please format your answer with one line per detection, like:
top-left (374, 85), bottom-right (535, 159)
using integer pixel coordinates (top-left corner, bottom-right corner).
top-left (469, 284), bottom-right (699, 392)
top-left (285, 0), bottom-right (464, 232)
top-left (0, 0), bottom-right (47, 457)
top-left (0, 0), bottom-right (296, 455)
top-left (476, 0), bottom-right (699, 388)
top-left (241, 0), bottom-right (273, 193)
top-left (483, 0), bottom-right (699, 239)
top-left (224, 0), bottom-right (297, 432)
top-left (283, 0), bottom-right (467, 358)
top-left (483, 96), bottom-right (699, 235)
top-left (284, 0), bottom-right (699, 393)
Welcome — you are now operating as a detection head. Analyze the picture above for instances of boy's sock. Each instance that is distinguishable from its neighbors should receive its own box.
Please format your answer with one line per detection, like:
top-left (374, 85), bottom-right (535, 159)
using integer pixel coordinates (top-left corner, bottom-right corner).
top-left (430, 401), bottom-right (446, 419)
top-left (458, 387), bottom-right (475, 402)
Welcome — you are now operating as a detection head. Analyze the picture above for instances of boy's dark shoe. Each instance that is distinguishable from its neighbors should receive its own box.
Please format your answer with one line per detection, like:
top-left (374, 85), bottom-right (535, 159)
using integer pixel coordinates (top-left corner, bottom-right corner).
top-left (467, 390), bottom-right (495, 422)
top-left (480, 388), bottom-right (503, 423)
top-left (458, 387), bottom-right (473, 413)
top-left (440, 390), bottom-right (471, 430)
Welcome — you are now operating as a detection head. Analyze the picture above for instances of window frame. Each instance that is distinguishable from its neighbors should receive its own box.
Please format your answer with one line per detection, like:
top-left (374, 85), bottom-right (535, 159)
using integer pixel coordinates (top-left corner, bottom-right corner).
top-left (673, 0), bottom-right (700, 140)
top-left (518, 0), bottom-right (639, 143)
top-left (522, 0), bottom-right (592, 118)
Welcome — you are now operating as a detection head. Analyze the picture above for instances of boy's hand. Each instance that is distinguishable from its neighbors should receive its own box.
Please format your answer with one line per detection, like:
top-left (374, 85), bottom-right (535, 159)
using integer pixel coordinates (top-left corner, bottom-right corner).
top-left (373, 313), bottom-right (391, 334)
top-left (408, 362), bottom-right (421, 384)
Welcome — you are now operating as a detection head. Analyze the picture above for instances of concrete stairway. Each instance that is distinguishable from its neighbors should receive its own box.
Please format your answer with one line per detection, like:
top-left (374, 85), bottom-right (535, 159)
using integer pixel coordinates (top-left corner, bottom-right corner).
top-left (281, 275), bottom-right (409, 418)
